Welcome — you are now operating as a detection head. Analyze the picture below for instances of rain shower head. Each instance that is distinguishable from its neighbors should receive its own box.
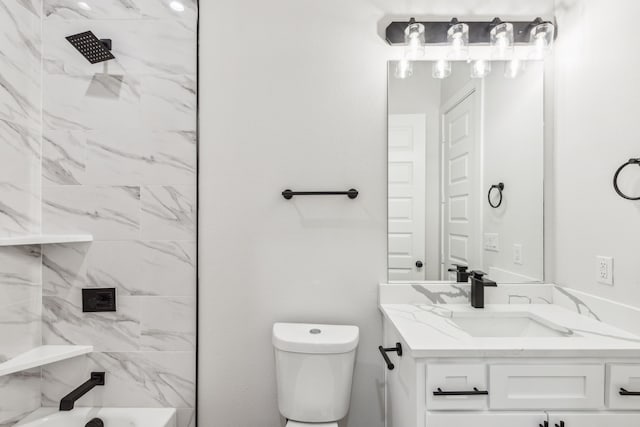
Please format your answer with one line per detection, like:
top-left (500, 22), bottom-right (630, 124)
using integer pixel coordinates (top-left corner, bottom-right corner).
top-left (66, 31), bottom-right (115, 64)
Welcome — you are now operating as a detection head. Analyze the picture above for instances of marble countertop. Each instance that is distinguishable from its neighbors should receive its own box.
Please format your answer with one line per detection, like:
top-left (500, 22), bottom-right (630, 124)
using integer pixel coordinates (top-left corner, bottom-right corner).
top-left (380, 303), bottom-right (640, 358)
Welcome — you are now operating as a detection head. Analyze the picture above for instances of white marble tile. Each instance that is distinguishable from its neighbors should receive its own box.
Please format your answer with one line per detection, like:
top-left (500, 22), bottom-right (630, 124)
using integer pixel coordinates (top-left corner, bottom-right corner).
top-left (176, 408), bottom-right (195, 427)
top-left (140, 297), bottom-right (195, 351)
top-left (141, 186), bottom-right (196, 240)
top-left (0, 295), bottom-right (41, 361)
top-left (44, 0), bottom-right (197, 23)
top-left (84, 130), bottom-right (196, 185)
top-left (140, 75), bottom-right (196, 131)
top-left (0, 245), bottom-right (42, 304)
top-left (0, 369), bottom-right (40, 426)
top-left (43, 73), bottom-right (196, 132)
top-left (43, 185), bottom-right (140, 240)
top-left (138, 240), bottom-right (196, 296)
top-left (0, 57), bottom-right (41, 128)
top-left (0, 0), bottom-right (42, 71)
top-left (42, 130), bottom-right (87, 185)
top-left (43, 294), bottom-right (141, 352)
top-left (43, 19), bottom-right (196, 75)
top-left (43, 240), bottom-right (196, 297)
top-left (0, 184), bottom-right (40, 238)
top-left (0, 120), bottom-right (41, 185)
top-left (42, 351), bottom-right (195, 408)
top-left (43, 73), bottom-right (141, 131)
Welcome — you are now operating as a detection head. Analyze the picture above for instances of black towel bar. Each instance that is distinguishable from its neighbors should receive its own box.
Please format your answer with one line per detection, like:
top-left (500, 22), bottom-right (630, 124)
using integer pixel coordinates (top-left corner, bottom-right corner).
top-left (282, 189), bottom-right (359, 200)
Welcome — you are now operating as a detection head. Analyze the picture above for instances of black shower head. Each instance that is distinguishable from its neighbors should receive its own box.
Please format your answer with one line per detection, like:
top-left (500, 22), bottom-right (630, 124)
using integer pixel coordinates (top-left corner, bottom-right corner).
top-left (66, 31), bottom-right (115, 64)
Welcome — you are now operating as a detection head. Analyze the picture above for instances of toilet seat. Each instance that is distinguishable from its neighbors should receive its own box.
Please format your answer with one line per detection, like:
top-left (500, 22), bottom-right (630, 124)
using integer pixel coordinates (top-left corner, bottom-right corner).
top-left (286, 421), bottom-right (338, 427)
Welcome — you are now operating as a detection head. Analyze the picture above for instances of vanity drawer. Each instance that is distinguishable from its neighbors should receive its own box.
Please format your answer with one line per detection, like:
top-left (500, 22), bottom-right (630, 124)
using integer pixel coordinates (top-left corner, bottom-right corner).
top-left (607, 364), bottom-right (640, 409)
top-left (489, 364), bottom-right (604, 410)
top-left (426, 364), bottom-right (488, 410)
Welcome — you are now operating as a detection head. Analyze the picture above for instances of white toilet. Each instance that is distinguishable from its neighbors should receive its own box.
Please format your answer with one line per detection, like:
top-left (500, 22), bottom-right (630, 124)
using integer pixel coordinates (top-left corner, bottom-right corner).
top-left (272, 322), bottom-right (359, 426)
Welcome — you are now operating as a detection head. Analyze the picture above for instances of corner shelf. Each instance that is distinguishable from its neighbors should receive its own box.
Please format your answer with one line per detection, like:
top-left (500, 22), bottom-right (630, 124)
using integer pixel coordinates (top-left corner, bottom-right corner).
top-left (0, 234), bottom-right (93, 247)
top-left (0, 345), bottom-right (93, 377)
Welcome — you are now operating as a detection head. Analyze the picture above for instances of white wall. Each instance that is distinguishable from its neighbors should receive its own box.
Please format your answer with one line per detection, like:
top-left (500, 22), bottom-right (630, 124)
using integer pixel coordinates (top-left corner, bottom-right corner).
top-left (553, 0), bottom-right (640, 304)
top-left (199, 1), bottom-right (554, 426)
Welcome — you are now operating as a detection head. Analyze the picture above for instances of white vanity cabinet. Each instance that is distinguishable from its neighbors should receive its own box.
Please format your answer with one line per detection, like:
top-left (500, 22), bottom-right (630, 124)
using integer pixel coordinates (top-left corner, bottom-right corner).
top-left (383, 318), bottom-right (640, 427)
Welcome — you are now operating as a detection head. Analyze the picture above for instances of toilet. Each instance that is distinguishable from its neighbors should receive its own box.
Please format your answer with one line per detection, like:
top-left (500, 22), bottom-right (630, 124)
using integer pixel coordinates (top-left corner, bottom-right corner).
top-left (272, 323), bottom-right (359, 426)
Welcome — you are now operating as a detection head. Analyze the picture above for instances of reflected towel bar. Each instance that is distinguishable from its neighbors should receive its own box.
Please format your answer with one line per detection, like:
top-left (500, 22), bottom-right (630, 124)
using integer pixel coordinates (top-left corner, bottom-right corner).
top-left (282, 189), bottom-right (359, 200)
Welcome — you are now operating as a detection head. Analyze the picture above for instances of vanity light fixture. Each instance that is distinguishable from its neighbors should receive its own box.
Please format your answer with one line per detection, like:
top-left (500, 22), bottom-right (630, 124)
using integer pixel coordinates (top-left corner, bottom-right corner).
top-left (470, 60), bottom-right (491, 79)
top-left (395, 59), bottom-right (413, 79)
top-left (504, 58), bottom-right (524, 78)
top-left (447, 18), bottom-right (469, 60)
top-left (490, 19), bottom-right (514, 59)
top-left (404, 18), bottom-right (425, 59)
top-left (530, 18), bottom-right (556, 59)
top-left (432, 59), bottom-right (451, 79)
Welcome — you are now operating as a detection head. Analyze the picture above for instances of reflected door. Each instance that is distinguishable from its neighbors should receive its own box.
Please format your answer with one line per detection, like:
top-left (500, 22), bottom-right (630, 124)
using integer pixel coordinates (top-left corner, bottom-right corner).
top-left (441, 89), bottom-right (480, 277)
top-left (388, 114), bottom-right (426, 281)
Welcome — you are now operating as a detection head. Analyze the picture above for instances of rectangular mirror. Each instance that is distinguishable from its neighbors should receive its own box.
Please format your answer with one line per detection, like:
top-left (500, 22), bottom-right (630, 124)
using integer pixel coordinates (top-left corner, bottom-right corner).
top-left (388, 61), bottom-right (544, 283)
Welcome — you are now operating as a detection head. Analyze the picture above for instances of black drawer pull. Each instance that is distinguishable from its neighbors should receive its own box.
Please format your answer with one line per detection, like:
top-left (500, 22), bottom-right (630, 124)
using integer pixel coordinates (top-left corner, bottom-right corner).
top-left (620, 387), bottom-right (640, 396)
top-left (433, 387), bottom-right (488, 396)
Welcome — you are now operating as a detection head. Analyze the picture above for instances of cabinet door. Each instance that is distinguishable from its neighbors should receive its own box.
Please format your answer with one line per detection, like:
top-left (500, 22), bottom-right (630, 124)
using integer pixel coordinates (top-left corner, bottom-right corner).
top-left (549, 413), bottom-right (640, 427)
top-left (426, 411), bottom-right (546, 427)
top-left (384, 319), bottom-right (417, 427)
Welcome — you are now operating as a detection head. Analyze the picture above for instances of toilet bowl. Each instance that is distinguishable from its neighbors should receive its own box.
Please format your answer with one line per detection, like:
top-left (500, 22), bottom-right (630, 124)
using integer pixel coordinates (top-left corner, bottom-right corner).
top-left (286, 422), bottom-right (338, 427)
top-left (273, 323), bottom-right (359, 426)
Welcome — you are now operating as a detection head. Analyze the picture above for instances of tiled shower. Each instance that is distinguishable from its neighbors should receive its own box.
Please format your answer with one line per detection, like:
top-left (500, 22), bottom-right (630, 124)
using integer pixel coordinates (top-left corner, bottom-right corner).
top-left (0, 1), bottom-right (197, 426)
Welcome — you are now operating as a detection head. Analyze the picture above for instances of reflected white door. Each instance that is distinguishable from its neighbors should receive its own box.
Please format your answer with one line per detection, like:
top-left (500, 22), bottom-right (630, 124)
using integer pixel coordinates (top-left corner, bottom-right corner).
top-left (388, 114), bottom-right (426, 281)
top-left (441, 88), bottom-right (480, 278)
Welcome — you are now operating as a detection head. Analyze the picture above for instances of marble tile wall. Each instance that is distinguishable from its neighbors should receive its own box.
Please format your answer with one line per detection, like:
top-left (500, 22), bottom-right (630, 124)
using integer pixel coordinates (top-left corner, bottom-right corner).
top-left (0, 0), bottom-right (43, 425)
top-left (38, 1), bottom-right (197, 426)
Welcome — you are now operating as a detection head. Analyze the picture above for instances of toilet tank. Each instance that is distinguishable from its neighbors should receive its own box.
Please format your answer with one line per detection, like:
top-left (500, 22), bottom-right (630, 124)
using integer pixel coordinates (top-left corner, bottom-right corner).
top-left (273, 323), bottom-right (359, 423)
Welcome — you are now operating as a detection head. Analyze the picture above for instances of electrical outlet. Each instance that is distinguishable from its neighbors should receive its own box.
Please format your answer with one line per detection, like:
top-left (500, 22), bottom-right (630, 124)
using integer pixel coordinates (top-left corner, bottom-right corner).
top-left (513, 244), bottom-right (523, 265)
top-left (596, 256), bottom-right (614, 286)
top-left (484, 233), bottom-right (500, 252)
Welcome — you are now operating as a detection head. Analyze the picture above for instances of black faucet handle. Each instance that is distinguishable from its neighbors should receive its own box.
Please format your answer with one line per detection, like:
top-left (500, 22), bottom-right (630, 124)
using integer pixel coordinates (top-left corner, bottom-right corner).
top-left (470, 270), bottom-right (486, 279)
top-left (448, 264), bottom-right (469, 272)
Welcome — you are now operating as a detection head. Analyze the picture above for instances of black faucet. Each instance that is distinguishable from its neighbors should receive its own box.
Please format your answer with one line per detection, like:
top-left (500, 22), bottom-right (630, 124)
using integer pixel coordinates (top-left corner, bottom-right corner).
top-left (447, 264), bottom-right (471, 283)
top-left (59, 372), bottom-right (105, 411)
top-left (469, 271), bottom-right (497, 309)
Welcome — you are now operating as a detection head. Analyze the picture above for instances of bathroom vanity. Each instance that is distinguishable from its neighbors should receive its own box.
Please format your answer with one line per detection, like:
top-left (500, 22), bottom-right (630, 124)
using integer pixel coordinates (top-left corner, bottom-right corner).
top-left (380, 284), bottom-right (640, 427)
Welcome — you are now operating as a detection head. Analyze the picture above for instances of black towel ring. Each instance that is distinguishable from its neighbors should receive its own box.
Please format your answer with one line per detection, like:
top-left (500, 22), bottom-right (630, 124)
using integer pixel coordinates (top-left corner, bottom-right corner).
top-left (613, 158), bottom-right (640, 201)
top-left (488, 183), bottom-right (505, 208)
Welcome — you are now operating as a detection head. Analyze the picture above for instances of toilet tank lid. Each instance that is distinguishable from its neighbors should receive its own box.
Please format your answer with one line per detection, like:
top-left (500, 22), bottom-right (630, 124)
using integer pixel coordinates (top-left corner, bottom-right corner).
top-left (272, 323), bottom-right (359, 354)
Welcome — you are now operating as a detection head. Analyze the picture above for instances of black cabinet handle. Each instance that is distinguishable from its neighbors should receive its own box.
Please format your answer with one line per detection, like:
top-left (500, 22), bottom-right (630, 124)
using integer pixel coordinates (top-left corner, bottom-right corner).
top-left (378, 343), bottom-right (402, 370)
top-left (620, 387), bottom-right (640, 396)
top-left (433, 387), bottom-right (488, 396)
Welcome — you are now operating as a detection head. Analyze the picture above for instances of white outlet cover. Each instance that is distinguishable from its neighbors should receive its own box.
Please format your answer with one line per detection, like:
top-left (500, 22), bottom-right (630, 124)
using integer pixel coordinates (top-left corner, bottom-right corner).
top-left (596, 256), bottom-right (614, 286)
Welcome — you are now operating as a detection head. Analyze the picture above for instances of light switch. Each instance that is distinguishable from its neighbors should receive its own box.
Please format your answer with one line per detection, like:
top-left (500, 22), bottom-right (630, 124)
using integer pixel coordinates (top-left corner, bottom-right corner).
top-left (484, 233), bottom-right (500, 252)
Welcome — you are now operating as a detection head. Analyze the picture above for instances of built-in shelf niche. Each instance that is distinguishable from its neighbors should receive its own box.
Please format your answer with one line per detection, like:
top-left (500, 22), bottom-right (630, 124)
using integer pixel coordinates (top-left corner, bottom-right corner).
top-left (0, 234), bottom-right (93, 247)
top-left (0, 345), bottom-right (93, 377)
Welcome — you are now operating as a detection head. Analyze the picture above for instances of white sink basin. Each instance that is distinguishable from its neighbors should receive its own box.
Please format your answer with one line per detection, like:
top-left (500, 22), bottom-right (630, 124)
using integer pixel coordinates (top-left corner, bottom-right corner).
top-left (450, 312), bottom-right (575, 338)
top-left (16, 408), bottom-right (176, 427)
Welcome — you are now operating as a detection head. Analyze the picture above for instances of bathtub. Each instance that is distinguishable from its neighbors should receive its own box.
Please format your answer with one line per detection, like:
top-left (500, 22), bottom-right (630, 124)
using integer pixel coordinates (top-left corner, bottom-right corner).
top-left (15, 407), bottom-right (177, 427)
